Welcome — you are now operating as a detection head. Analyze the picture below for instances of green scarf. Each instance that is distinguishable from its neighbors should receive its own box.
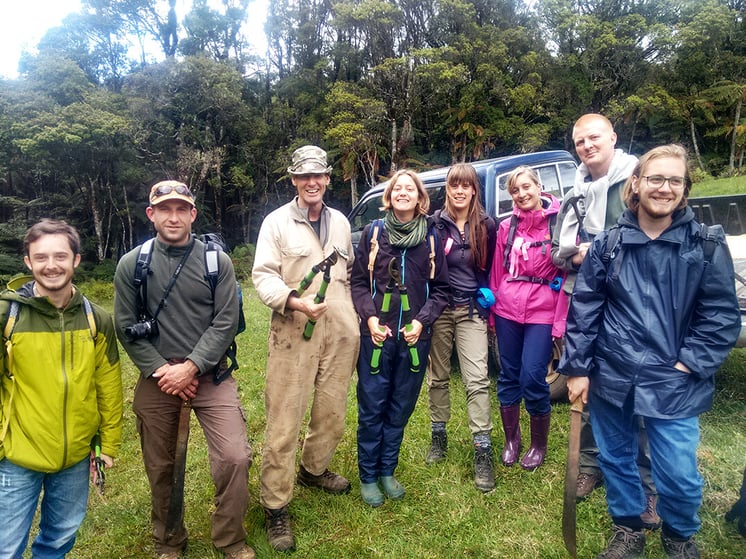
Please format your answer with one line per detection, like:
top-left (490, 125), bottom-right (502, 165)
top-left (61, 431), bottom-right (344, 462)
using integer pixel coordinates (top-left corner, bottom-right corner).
top-left (385, 211), bottom-right (427, 248)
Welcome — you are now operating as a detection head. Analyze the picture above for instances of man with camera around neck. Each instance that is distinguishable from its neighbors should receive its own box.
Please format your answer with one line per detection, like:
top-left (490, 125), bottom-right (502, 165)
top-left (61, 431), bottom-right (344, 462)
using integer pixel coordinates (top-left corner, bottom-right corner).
top-left (114, 181), bottom-right (254, 559)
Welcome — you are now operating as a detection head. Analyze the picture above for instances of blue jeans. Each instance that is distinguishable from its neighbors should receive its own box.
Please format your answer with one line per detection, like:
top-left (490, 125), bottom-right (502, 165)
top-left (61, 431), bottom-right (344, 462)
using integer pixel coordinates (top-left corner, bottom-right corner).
top-left (590, 395), bottom-right (702, 537)
top-left (494, 317), bottom-right (552, 415)
top-left (0, 457), bottom-right (90, 559)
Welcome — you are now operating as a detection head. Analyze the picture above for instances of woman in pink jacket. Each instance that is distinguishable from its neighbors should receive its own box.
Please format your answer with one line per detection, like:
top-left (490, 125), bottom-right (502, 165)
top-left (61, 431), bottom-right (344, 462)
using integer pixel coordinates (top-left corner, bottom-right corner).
top-left (490, 166), bottom-right (567, 471)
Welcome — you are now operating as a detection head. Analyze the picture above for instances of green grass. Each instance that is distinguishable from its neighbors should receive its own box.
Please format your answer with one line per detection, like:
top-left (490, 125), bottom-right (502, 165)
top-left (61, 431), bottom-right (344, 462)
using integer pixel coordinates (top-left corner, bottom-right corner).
top-left (48, 282), bottom-right (746, 558)
top-left (690, 174), bottom-right (746, 197)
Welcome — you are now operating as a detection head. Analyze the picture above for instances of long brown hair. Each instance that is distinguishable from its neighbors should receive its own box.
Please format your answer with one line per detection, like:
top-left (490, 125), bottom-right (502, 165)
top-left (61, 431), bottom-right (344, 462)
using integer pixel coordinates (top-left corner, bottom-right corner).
top-left (444, 163), bottom-right (489, 271)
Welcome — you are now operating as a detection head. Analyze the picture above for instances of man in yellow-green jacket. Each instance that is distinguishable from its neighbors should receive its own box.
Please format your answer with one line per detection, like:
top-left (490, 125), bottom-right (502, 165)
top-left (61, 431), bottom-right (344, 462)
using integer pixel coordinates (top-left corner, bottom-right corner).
top-left (0, 219), bottom-right (123, 558)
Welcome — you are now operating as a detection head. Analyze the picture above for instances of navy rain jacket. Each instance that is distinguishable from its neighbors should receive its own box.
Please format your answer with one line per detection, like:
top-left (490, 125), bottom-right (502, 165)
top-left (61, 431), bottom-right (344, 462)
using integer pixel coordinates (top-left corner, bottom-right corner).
top-left (560, 206), bottom-right (740, 419)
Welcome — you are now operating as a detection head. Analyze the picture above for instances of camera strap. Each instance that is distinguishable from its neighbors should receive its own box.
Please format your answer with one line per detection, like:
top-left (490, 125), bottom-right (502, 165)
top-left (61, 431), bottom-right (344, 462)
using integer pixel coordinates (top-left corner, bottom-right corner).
top-left (149, 241), bottom-right (195, 323)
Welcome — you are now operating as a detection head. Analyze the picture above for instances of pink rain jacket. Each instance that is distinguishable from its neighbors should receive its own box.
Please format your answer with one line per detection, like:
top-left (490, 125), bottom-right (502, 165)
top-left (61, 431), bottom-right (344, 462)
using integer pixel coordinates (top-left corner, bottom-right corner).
top-left (490, 194), bottom-right (568, 338)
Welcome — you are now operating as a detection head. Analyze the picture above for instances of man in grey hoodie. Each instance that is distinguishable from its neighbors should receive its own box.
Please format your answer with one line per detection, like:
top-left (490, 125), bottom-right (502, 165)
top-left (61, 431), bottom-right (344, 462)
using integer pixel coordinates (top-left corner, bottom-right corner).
top-left (552, 114), bottom-right (659, 528)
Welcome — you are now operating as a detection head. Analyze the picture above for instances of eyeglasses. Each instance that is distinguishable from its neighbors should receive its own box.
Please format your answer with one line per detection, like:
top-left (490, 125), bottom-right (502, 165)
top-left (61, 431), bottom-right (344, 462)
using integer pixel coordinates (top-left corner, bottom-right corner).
top-left (643, 175), bottom-right (686, 190)
top-left (152, 183), bottom-right (193, 198)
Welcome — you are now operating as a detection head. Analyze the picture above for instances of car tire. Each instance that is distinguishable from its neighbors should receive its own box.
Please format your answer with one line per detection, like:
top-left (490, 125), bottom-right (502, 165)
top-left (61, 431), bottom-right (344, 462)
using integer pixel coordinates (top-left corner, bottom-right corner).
top-left (547, 337), bottom-right (568, 402)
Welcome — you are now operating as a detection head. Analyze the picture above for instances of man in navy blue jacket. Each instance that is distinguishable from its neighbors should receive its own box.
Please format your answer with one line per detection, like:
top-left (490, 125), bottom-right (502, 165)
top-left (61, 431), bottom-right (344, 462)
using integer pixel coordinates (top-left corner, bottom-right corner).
top-left (560, 145), bottom-right (740, 559)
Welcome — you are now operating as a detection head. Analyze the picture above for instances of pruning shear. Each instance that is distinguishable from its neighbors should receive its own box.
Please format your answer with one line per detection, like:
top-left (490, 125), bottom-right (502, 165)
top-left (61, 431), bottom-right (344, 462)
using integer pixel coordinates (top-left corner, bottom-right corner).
top-left (296, 253), bottom-right (334, 298)
top-left (302, 250), bottom-right (339, 340)
top-left (90, 432), bottom-right (105, 495)
top-left (370, 257), bottom-right (420, 374)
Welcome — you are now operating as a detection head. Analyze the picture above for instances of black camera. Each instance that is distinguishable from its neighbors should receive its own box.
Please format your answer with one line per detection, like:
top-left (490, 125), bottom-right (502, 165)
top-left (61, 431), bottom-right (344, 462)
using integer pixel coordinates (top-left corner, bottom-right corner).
top-left (124, 318), bottom-right (158, 341)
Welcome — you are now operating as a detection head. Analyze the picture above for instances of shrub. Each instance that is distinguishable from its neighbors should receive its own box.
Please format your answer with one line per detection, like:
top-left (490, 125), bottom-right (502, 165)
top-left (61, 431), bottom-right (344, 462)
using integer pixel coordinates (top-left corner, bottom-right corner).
top-left (689, 167), bottom-right (712, 184)
top-left (231, 244), bottom-right (255, 282)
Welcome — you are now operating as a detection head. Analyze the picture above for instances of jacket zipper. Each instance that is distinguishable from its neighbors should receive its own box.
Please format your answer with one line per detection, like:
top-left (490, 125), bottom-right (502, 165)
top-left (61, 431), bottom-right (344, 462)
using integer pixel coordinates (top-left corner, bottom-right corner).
top-left (59, 309), bottom-right (69, 465)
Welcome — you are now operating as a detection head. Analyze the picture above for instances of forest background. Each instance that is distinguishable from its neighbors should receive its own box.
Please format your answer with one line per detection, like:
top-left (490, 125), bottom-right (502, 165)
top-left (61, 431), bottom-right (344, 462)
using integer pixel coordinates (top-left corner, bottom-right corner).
top-left (0, 0), bottom-right (745, 275)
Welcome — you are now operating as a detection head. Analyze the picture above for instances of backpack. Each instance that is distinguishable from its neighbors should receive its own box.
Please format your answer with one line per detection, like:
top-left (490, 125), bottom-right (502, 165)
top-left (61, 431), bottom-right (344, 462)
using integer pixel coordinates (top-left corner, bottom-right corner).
top-left (134, 234), bottom-right (245, 383)
top-left (601, 222), bottom-right (722, 277)
top-left (367, 218), bottom-right (437, 292)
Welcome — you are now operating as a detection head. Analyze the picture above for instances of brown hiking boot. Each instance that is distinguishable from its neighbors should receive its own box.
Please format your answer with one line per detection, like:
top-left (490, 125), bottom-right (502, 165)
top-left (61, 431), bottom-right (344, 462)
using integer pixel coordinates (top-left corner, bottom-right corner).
top-left (577, 471), bottom-right (603, 501)
top-left (596, 525), bottom-right (646, 559)
top-left (265, 506), bottom-right (295, 552)
top-left (297, 465), bottom-right (351, 494)
top-left (641, 494), bottom-right (661, 530)
top-left (661, 533), bottom-right (700, 559)
top-left (224, 544), bottom-right (256, 559)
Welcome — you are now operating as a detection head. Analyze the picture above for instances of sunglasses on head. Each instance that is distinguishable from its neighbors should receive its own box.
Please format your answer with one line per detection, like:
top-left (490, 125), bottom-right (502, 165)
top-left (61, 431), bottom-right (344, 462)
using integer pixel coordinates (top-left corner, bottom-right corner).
top-left (152, 183), bottom-right (193, 198)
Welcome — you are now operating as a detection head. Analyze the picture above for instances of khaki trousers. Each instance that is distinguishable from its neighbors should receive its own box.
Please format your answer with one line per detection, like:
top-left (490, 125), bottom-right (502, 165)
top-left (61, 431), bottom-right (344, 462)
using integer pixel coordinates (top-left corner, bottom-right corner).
top-left (427, 305), bottom-right (492, 435)
top-left (260, 307), bottom-right (359, 509)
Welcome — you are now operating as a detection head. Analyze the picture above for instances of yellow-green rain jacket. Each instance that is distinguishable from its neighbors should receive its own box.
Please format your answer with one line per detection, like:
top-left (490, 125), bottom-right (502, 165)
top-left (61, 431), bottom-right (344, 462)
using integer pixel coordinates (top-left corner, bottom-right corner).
top-left (0, 280), bottom-right (122, 472)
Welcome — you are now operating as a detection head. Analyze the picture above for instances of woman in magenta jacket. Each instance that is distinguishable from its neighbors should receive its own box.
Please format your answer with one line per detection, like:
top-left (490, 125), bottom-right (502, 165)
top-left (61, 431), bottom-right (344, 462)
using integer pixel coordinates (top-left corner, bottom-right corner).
top-left (490, 165), bottom-right (567, 471)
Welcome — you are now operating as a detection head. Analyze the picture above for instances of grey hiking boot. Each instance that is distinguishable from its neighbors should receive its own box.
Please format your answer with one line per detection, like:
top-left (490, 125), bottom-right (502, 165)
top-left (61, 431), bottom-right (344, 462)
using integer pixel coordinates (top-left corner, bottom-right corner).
top-left (661, 533), bottom-right (700, 559)
top-left (474, 447), bottom-right (495, 492)
top-left (425, 431), bottom-right (447, 464)
top-left (264, 506), bottom-right (295, 552)
top-left (596, 524), bottom-right (646, 559)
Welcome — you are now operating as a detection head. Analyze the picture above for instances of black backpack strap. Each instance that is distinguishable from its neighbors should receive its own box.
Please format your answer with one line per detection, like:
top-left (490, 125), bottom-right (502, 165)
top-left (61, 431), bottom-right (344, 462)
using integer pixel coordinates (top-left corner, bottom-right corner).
top-left (503, 214), bottom-right (519, 270)
top-left (601, 226), bottom-right (622, 264)
top-left (134, 238), bottom-right (155, 316)
top-left (700, 223), bottom-right (720, 264)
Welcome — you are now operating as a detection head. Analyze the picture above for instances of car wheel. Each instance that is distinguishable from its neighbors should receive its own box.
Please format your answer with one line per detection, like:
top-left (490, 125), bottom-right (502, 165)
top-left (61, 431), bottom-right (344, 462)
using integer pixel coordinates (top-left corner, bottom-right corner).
top-left (547, 337), bottom-right (568, 402)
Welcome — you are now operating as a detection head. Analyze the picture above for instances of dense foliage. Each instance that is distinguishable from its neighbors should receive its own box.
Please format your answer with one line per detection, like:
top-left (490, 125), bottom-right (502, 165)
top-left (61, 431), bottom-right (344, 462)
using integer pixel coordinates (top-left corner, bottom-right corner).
top-left (0, 0), bottom-right (744, 268)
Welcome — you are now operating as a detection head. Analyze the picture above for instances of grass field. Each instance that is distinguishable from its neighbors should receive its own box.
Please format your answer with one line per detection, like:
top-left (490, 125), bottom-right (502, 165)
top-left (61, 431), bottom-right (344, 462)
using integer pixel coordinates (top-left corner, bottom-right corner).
top-left (53, 280), bottom-right (746, 559)
top-left (691, 174), bottom-right (746, 197)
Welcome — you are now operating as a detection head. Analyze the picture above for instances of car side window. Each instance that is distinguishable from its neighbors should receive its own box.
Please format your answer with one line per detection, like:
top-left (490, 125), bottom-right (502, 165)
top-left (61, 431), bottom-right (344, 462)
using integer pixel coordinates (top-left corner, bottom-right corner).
top-left (350, 196), bottom-right (385, 235)
top-left (427, 186), bottom-right (446, 214)
top-left (559, 162), bottom-right (576, 195)
top-left (537, 165), bottom-right (561, 197)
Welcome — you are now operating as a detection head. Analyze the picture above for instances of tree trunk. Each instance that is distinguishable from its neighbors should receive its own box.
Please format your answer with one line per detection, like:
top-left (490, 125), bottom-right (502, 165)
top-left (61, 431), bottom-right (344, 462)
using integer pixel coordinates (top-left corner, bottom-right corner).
top-left (350, 174), bottom-right (358, 208)
top-left (628, 116), bottom-right (637, 154)
top-left (390, 120), bottom-right (398, 173)
top-left (212, 148), bottom-right (224, 235)
top-left (729, 95), bottom-right (742, 173)
top-left (689, 117), bottom-right (706, 172)
top-left (122, 183), bottom-right (134, 249)
top-left (89, 177), bottom-right (105, 263)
